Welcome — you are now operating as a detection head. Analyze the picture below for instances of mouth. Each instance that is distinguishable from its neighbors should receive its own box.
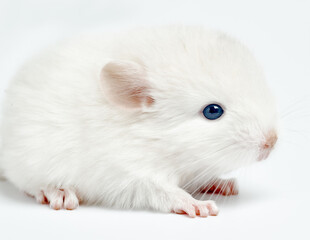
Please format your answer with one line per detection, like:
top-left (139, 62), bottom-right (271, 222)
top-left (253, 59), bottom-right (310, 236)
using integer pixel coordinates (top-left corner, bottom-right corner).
top-left (257, 149), bottom-right (272, 161)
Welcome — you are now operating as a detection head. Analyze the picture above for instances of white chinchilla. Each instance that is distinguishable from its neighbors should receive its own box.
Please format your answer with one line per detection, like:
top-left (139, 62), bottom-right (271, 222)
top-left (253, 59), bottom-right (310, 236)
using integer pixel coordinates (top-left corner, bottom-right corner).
top-left (0, 26), bottom-right (278, 217)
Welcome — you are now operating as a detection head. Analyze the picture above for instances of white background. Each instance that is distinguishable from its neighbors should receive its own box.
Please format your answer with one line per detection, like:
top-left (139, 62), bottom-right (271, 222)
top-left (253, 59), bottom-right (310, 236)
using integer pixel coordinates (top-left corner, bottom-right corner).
top-left (0, 0), bottom-right (310, 239)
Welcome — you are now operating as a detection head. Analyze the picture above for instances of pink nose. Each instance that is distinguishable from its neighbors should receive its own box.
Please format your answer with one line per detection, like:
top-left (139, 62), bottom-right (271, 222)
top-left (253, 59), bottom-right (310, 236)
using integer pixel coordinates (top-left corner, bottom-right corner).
top-left (262, 131), bottom-right (278, 149)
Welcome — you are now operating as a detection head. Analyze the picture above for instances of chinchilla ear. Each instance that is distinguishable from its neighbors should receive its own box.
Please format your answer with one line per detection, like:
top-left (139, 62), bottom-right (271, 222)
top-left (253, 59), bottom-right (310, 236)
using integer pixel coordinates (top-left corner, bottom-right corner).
top-left (100, 60), bottom-right (154, 109)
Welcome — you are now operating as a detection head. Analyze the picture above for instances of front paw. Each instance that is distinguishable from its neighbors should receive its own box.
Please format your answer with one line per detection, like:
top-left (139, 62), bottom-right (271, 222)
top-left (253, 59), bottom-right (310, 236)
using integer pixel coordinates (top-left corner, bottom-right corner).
top-left (201, 178), bottom-right (238, 196)
top-left (172, 197), bottom-right (219, 218)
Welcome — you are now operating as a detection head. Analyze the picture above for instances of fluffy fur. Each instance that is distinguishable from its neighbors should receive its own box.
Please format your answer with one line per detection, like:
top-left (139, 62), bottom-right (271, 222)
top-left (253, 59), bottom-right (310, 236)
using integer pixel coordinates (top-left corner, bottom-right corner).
top-left (0, 26), bottom-right (278, 216)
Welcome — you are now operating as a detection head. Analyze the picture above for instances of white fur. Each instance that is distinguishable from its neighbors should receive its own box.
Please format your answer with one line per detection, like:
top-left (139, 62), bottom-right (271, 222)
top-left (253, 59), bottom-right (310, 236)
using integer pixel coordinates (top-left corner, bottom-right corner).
top-left (0, 26), bottom-right (278, 214)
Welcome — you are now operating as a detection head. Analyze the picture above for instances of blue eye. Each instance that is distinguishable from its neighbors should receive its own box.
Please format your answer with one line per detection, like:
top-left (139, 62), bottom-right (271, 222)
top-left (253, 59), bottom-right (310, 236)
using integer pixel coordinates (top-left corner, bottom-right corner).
top-left (203, 104), bottom-right (224, 120)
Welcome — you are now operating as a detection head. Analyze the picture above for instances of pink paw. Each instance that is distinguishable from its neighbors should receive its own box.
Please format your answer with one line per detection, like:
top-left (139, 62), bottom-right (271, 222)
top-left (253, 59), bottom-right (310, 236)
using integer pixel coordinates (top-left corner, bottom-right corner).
top-left (36, 187), bottom-right (79, 210)
top-left (201, 178), bottom-right (238, 196)
top-left (172, 198), bottom-right (219, 218)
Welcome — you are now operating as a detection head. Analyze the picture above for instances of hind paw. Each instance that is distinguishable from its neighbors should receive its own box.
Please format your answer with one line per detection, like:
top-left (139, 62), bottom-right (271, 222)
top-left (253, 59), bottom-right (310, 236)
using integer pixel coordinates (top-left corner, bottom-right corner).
top-left (35, 187), bottom-right (79, 210)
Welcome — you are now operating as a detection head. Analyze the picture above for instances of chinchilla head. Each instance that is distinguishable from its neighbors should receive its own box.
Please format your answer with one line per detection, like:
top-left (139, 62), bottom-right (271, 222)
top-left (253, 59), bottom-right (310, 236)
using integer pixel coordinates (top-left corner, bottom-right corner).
top-left (100, 26), bottom-right (278, 176)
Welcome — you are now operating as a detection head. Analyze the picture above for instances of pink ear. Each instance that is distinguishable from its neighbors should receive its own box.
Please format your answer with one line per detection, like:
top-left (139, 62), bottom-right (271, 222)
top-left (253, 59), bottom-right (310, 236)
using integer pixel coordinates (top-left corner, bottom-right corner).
top-left (100, 60), bottom-right (154, 109)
